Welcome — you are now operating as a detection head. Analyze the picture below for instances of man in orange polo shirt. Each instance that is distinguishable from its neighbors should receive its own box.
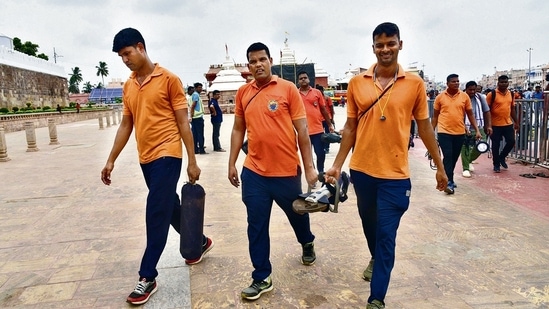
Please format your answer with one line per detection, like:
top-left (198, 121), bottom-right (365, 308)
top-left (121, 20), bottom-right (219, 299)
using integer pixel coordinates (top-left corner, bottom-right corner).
top-left (298, 71), bottom-right (334, 173)
top-left (228, 42), bottom-right (318, 301)
top-left (101, 28), bottom-right (213, 305)
top-left (325, 22), bottom-right (447, 309)
top-left (316, 84), bottom-right (336, 153)
top-left (486, 75), bottom-right (518, 172)
top-left (431, 74), bottom-right (481, 194)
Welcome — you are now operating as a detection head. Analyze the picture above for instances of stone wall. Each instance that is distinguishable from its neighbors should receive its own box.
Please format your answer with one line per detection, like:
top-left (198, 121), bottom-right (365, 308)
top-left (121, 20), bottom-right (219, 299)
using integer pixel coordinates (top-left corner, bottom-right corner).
top-left (0, 63), bottom-right (69, 110)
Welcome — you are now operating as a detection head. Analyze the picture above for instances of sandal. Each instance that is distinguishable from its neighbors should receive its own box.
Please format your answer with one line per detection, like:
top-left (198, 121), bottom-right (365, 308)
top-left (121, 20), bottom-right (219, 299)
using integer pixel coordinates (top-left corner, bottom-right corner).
top-left (534, 172), bottom-right (549, 178)
top-left (519, 173), bottom-right (536, 178)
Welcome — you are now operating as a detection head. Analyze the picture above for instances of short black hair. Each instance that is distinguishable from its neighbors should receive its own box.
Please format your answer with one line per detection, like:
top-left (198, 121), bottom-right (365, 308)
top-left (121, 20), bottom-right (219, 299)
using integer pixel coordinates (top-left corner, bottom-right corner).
top-left (465, 81), bottom-right (477, 88)
top-left (212, 90), bottom-right (220, 95)
top-left (315, 84), bottom-right (324, 92)
top-left (112, 28), bottom-right (146, 53)
top-left (297, 71), bottom-right (308, 77)
top-left (498, 75), bottom-right (509, 82)
top-left (446, 74), bottom-right (459, 82)
top-left (194, 82), bottom-right (203, 88)
top-left (246, 42), bottom-right (271, 60)
top-left (372, 22), bottom-right (400, 41)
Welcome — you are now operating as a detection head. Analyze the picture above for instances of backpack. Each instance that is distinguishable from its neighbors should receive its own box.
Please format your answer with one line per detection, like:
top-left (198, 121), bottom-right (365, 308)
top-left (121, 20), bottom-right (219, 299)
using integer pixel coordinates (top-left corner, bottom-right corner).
top-left (490, 89), bottom-right (514, 105)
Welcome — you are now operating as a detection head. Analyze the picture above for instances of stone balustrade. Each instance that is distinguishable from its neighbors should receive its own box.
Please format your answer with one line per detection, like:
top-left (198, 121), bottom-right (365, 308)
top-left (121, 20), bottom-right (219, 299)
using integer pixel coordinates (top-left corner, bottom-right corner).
top-left (0, 109), bottom-right (115, 133)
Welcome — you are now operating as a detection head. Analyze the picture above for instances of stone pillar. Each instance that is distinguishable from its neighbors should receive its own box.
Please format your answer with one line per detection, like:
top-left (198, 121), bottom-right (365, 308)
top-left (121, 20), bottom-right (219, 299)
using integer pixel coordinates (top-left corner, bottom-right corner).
top-left (105, 112), bottom-right (112, 127)
top-left (117, 109), bottom-right (122, 123)
top-left (98, 114), bottom-right (105, 130)
top-left (24, 121), bottom-right (39, 152)
top-left (48, 118), bottom-right (60, 145)
top-left (112, 110), bottom-right (117, 125)
top-left (0, 126), bottom-right (10, 162)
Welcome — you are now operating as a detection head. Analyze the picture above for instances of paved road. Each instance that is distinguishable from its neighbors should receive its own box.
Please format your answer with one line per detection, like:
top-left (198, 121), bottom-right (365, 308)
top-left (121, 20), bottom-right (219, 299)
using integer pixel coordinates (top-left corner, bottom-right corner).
top-left (0, 106), bottom-right (548, 308)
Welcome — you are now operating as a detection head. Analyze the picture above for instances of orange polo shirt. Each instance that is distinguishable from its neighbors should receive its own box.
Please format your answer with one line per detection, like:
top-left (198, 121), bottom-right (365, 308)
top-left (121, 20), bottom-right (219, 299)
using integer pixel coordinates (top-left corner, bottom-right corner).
top-left (235, 76), bottom-right (306, 177)
top-left (486, 89), bottom-right (515, 126)
top-left (299, 87), bottom-right (326, 135)
top-left (122, 64), bottom-right (187, 164)
top-left (433, 90), bottom-right (471, 135)
top-left (347, 64), bottom-right (429, 179)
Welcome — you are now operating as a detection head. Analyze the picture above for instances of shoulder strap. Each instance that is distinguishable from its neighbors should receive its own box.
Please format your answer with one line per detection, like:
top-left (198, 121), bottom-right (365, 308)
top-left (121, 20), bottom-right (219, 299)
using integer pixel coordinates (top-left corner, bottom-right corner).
top-left (490, 89), bottom-right (496, 105)
top-left (357, 85), bottom-right (392, 122)
top-left (243, 85), bottom-right (267, 113)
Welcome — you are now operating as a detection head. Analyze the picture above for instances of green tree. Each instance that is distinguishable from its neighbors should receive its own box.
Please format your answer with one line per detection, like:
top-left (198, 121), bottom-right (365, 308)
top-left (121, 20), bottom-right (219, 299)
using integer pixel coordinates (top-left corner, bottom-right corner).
top-left (13, 37), bottom-right (49, 61)
top-left (37, 53), bottom-right (49, 61)
top-left (96, 61), bottom-right (109, 87)
top-left (83, 82), bottom-right (94, 93)
top-left (68, 67), bottom-right (83, 94)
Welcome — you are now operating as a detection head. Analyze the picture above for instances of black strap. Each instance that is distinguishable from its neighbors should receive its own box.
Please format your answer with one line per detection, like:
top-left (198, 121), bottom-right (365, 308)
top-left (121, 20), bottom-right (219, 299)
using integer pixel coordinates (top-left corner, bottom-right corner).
top-left (357, 84), bottom-right (392, 122)
top-left (243, 85), bottom-right (267, 113)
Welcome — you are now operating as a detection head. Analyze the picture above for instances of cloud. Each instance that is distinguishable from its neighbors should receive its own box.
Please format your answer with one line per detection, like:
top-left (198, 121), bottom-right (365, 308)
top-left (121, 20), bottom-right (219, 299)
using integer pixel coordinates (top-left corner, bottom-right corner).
top-left (1, 0), bottom-right (548, 88)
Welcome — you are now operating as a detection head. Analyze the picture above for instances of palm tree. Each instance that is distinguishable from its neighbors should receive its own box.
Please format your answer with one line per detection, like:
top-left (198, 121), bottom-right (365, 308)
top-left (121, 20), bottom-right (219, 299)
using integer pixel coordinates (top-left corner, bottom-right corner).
top-left (83, 82), bottom-right (94, 93)
top-left (96, 61), bottom-right (109, 87)
top-left (69, 67), bottom-right (83, 94)
top-left (96, 61), bottom-right (109, 103)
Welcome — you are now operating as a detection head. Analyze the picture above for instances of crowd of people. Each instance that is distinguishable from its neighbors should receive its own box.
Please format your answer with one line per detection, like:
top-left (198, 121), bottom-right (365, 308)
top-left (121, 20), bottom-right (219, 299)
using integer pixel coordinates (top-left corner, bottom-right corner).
top-left (99, 23), bottom-right (544, 309)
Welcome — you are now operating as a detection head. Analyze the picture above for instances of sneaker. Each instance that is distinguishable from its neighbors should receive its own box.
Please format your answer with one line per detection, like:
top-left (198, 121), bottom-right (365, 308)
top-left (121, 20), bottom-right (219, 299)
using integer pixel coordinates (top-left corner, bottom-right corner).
top-left (214, 149), bottom-right (226, 152)
top-left (362, 258), bottom-right (374, 281)
top-left (301, 242), bottom-right (316, 265)
top-left (127, 278), bottom-right (157, 305)
top-left (367, 299), bottom-right (385, 309)
top-left (468, 164), bottom-right (474, 172)
top-left (444, 182), bottom-right (455, 194)
top-left (500, 158), bottom-right (508, 169)
top-left (462, 170), bottom-right (471, 178)
top-left (241, 276), bottom-right (273, 300)
top-left (185, 237), bottom-right (214, 265)
top-left (493, 165), bottom-right (501, 173)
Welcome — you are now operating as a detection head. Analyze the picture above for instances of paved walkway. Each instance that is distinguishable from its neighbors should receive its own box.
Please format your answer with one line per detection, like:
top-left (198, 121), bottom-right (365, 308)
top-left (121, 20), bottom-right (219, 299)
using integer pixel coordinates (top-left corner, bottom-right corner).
top-left (0, 107), bottom-right (548, 308)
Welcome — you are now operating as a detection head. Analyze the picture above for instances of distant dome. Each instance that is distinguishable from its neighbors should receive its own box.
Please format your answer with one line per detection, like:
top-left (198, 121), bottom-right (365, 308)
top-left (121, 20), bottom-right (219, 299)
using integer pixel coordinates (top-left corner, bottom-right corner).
top-left (315, 65), bottom-right (328, 78)
top-left (0, 34), bottom-right (13, 49)
top-left (280, 38), bottom-right (296, 65)
top-left (209, 55), bottom-right (246, 92)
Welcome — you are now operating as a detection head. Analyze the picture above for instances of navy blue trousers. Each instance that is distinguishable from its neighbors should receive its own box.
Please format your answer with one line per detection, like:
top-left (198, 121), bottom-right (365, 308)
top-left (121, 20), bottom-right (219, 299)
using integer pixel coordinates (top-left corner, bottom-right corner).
top-left (241, 167), bottom-right (315, 281)
top-left (310, 133), bottom-right (326, 173)
top-left (351, 169), bottom-right (411, 304)
top-left (192, 117), bottom-right (205, 153)
top-left (139, 157), bottom-right (205, 280)
top-left (212, 122), bottom-right (222, 151)
top-left (437, 133), bottom-right (465, 183)
top-left (490, 124), bottom-right (515, 166)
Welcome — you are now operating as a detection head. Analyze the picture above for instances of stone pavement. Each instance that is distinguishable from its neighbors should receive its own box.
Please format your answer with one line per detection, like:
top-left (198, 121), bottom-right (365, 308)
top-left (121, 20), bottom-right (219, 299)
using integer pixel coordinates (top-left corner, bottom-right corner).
top-left (0, 107), bottom-right (548, 309)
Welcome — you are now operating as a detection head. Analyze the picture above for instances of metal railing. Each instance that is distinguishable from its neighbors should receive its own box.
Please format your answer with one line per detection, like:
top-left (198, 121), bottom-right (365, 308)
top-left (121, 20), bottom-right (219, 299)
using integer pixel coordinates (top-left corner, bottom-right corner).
top-left (427, 97), bottom-right (549, 168)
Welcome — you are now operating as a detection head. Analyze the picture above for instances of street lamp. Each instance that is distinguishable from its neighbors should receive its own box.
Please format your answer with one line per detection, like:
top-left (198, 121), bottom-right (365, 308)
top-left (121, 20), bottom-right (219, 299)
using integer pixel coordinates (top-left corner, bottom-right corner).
top-left (527, 47), bottom-right (533, 87)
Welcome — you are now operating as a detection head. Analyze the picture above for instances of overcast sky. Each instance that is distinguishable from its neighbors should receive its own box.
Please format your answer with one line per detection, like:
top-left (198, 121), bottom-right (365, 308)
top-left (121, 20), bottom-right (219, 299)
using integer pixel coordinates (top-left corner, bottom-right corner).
top-left (1, 0), bottom-right (548, 89)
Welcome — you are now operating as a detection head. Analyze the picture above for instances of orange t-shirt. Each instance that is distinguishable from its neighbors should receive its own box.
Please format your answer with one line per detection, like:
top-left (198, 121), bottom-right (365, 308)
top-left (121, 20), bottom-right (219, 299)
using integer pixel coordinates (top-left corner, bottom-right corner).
top-left (325, 96), bottom-right (334, 118)
top-left (299, 87), bottom-right (326, 135)
top-left (433, 90), bottom-right (471, 135)
top-left (486, 89), bottom-right (515, 126)
top-left (122, 64), bottom-right (187, 164)
top-left (347, 64), bottom-right (428, 179)
top-left (235, 76), bottom-right (306, 177)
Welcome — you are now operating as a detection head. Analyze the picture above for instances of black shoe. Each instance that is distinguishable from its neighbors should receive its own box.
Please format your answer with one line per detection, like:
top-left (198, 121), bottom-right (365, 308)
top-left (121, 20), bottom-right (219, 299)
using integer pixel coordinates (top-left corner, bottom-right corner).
top-left (185, 237), bottom-right (214, 265)
top-left (301, 242), bottom-right (316, 265)
top-left (500, 158), bottom-right (508, 169)
top-left (493, 165), bottom-right (501, 173)
top-left (127, 278), bottom-right (157, 305)
top-left (241, 276), bottom-right (273, 300)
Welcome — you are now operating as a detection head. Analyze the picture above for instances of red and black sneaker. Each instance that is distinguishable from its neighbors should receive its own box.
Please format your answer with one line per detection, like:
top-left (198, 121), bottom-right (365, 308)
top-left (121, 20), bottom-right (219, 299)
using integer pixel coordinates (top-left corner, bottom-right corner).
top-left (127, 278), bottom-right (157, 305)
top-left (185, 237), bottom-right (214, 265)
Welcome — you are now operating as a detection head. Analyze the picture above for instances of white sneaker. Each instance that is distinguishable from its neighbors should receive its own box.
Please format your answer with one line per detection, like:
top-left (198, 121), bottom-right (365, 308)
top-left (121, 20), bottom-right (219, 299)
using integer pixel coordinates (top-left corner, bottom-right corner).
top-left (468, 164), bottom-right (474, 172)
top-left (462, 170), bottom-right (472, 178)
